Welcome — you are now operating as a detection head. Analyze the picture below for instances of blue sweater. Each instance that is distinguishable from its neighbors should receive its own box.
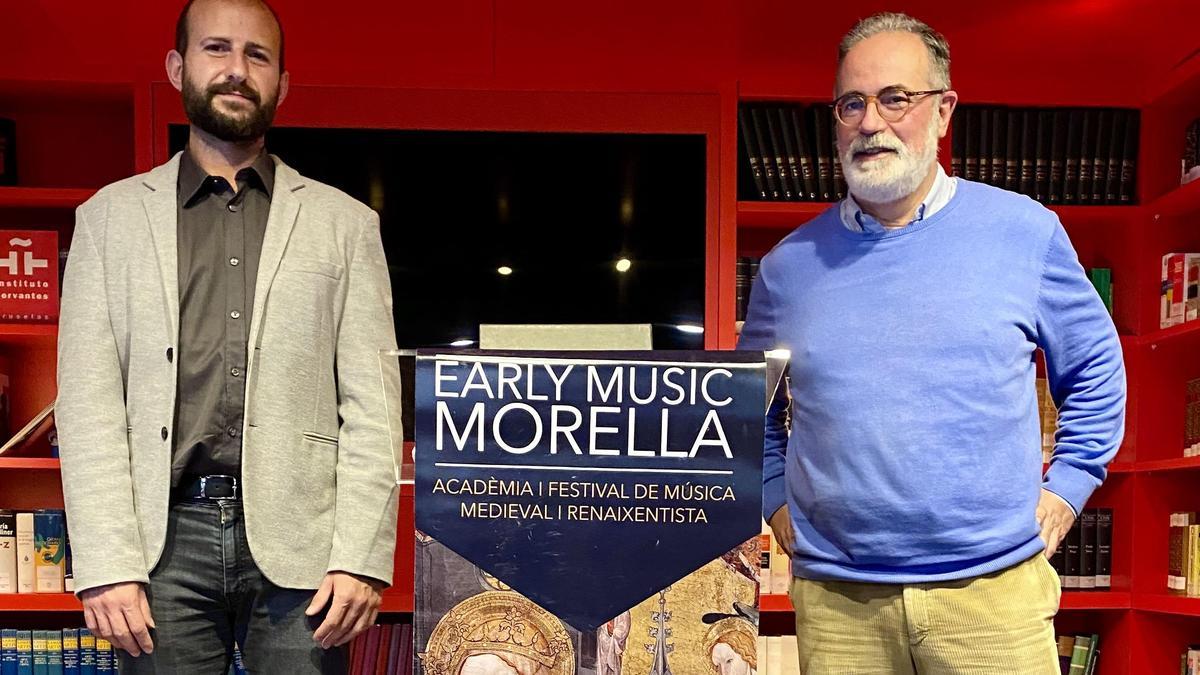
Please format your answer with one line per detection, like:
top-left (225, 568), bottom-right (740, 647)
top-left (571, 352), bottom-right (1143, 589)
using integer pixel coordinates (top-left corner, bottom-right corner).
top-left (738, 180), bottom-right (1126, 583)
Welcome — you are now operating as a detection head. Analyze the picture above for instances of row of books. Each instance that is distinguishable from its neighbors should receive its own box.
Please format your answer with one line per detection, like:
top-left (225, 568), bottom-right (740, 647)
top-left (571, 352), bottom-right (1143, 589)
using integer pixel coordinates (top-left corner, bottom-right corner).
top-left (1169, 513), bottom-right (1200, 595)
top-left (1049, 509), bottom-right (1113, 591)
top-left (1057, 633), bottom-right (1100, 675)
top-left (735, 257), bottom-right (762, 323)
top-left (0, 510), bottom-right (72, 594)
top-left (1161, 253), bottom-right (1200, 329)
top-left (1182, 646), bottom-right (1200, 675)
top-left (951, 106), bottom-right (1139, 205)
top-left (0, 628), bottom-right (116, 675)
top-left (1183, 117), bottom-right (1200, 185)
top-left (1187, 379), bottom-right (1200, 458)
top-left (738, 104), bottom-right (847, 202)
top-left (348, 622), bottom-right (412, 675)
top-left (755, 636), bottom-right (798, 674)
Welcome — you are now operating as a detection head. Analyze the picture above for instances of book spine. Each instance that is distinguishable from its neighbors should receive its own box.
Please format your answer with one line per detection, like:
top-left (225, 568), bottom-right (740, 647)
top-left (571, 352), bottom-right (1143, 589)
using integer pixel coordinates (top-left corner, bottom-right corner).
top-left (91, 639), bottom-right (111, 675)
top-left (964, 107), bottom-right (979, 181)
top-left (33, 510), bottom-right (65, 594)
top-left (1190, 524), bottom-right (1200, 597)
top-left (775, 107), bottom-right (804, 201)
top-left (60, 630), bottom-right (78, 675)
top-left (76, 630), bottom-right (94, 675)
top-left (1078, 110), bottom-right (1094, 204)
top-left (1119, 112), bottom-right (1139, 203)
top-left (1049, 110), bottom-right (1067, 203)
top-left (763, 107), bottom-right (793, 200)
top-left (790, 108), bottom-right (817, 200)
top-left (1091, 110), bottom-right (1111, 204)
top-left (1068, 635), bottom-right (1090, 675)
top-left (2, 629), bottom-right (18, 675)
top-left (750, 107), bottom-right (781, 200)
top-left (978, 107), bottom-right (992, 186)
top-left (0, 510), bottom-right (16, 594)
top-left (1035, 110), bottom-right (1052, 202)
top-left (1019, 110), bottom-right (1036, 196)
top-left (45, 632), bottom-right (61, 675)
top-left (1064, 110), bottom-right (1082, 204)
top-left (16, 513), bottom-right (34, 594)
top-left (1095, 508), bottom-right (1112, 589)
top-left (31, 631), bottom-right (46, 675)
top-left (1064, 518), bottom-right (1082, 589)
top-left (1079, 509), bottom-right (1097, 590)
top-left (812, 106), bottom-right (833, 201)
top-left (1057, 635), bottom-right (1074, 675)
top-left (990, 108), bottom-right (1006, 186)
top-left (951, 112), bottom-right (965, 177)
top-left (738, 107), bottom-right (768, 200)
top-left (1105, 110), bottom-right (1126, 203)
top-left (15, 631), bottom-right (30, 675)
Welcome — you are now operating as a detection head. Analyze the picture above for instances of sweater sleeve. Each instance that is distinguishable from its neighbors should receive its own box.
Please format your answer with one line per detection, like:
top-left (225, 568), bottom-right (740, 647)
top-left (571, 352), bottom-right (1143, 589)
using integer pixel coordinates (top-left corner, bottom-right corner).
top-left (1035, 221), bottom-right (1126, 515)
top-left (736, 263), bottom-right (790, 522)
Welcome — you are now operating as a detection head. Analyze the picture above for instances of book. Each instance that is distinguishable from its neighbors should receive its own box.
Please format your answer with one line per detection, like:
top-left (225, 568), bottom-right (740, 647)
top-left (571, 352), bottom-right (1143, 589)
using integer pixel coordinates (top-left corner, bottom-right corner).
top-left (1035, 110), bottom-right (1052, 201)
top-left (1170, 513), bottom-right (1197, 592)
top-left (1049, 110), bottom-right (1067, 203)
top-left (2, 629), bottom-right (17, 675)
top-left (0, 510), bottom-right (16, 593)
top-left (951, 112), bottom-right (965, 177)
top-left (978, 107), bottom-right (992, 187)
top-left (750, 107), bottom-right (781, 201)
top-left (1068, 634), bottom-right (1090, 675)
top-left (770, 528), bottom-right (790, 595)
top-left (45, 633), bottom-right (61, 675)
top-left (1083, 634), bottom-right (1099, 675)
top-left (1078, 110), bottom-right (1094, 204)
top-left (789, 108), bottom-right (817, 200)
top-left (60, 630), bottom-right (78, 675)
top-left (1105, 110), bottom-right (1126, 203)
top-left (1056, 635), bottom-right (1074, 675)
top-left (91, 639), bottom-right (111, 675)
top-left (1190, 524), bottom-right (1200, 597)
top-left (1004, 110), bottom-right (1021, 192)
top-left (33, 510), bottom-right (65, 594)
top-left (1120, 110), bottom-right (1139, 202)
top-left (0, 403), bottom-right (55, 457)
top-left (1019, 110), bottom-right (1036, 197)
top-left (990, 108), bottom-right (1006, 187)
top-left (964, 107), bottom-right (979, 181)
top-left (14, 632), bottom-right (30, 675)
top-left (1079, 509), bottom-right (1096, 590)
top-left (1091, 110), bottom-right (1111, 204)
top-left (738, 108), bottom-right (767, 200)
top-left (15, 512), bottom-right (33, 594)
top-left (1064, 110), bottom-right (1082, 203)
top-left (1063, 517), bottom-right (1082, 589)
top-left (1095, 508), bottom-right (1112, 590)
top-left (811, 106), bottom-right (833, 201)
top-left (76, 630), bottom-right (93, 675)
top-left (31, 632), bottom-right (45, 675)
top-left (774, 107), bottom-right (803, 201)
top-left (763, 108), bottom-right (793, 201)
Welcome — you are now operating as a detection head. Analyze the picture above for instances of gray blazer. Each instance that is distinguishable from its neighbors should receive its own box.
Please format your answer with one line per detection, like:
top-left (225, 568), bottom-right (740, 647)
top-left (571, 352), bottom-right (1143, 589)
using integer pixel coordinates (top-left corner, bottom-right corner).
top-left (56, 153), bottom-right (401, 593)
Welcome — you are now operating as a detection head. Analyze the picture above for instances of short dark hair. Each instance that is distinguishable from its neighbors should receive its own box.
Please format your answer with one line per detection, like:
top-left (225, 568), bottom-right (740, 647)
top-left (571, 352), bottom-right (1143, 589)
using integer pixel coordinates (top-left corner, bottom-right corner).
top-left (175, 0), bottom-right (286, 70)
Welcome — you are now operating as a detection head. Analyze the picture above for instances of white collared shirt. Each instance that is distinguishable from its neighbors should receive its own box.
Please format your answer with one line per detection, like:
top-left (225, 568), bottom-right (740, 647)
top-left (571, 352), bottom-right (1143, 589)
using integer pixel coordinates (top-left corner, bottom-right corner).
top-left (839, 164), bottom-right (957, 233)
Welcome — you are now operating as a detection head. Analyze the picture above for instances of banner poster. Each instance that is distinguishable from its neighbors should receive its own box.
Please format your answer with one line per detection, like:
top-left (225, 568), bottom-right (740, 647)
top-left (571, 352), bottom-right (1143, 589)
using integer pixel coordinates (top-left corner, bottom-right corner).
top-left (413, 350), bottom-right (766, 675)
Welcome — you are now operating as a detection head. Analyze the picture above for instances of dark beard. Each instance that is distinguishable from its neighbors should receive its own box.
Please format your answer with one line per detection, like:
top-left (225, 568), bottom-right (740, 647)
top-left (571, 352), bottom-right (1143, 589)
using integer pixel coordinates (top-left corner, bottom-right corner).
top-left (182, 76), bottom-right (277, 143)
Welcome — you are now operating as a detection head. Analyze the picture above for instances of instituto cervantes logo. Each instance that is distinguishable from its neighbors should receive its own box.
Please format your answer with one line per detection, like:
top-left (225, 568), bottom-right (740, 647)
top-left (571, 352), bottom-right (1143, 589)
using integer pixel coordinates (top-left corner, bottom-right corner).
top-left (0, 230), bottom-right (59, 322)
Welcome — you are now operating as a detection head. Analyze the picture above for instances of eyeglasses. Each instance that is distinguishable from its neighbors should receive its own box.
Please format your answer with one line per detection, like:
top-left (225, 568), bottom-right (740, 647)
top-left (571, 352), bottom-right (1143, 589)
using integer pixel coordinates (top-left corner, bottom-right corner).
top-left (833, 87), bottom-right (947, 126)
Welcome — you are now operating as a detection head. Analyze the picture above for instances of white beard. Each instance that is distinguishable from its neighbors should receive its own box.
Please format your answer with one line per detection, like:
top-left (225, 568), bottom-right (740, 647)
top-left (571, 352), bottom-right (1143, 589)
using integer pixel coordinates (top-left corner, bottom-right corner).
top-left (840, 114), bottom-right (941, 204)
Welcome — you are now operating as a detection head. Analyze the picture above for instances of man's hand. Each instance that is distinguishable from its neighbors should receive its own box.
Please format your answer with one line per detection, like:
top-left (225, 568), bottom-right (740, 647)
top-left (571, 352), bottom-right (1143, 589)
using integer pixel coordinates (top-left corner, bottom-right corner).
top-left (1037, 488), bottom-right (1076, 559)
top-left (768, 505), bottom-right (795, 559)
top-left (80, 582), bottom-right (155, 657)
top-left (306, 571), bottom-right (384, 649)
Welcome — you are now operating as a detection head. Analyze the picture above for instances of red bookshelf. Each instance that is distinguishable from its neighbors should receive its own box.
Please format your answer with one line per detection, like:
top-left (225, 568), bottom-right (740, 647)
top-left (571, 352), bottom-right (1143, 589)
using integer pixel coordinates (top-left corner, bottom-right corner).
top-left (0, 3), bottom-right (1197, 672)
top-left (0, 594), bottom-right (81, 612)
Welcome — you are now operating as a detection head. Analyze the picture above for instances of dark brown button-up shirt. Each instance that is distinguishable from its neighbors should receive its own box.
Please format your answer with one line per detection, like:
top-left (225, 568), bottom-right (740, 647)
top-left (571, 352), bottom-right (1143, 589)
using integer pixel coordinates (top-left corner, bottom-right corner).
top-left (171, 150), bottom-right (275, 487)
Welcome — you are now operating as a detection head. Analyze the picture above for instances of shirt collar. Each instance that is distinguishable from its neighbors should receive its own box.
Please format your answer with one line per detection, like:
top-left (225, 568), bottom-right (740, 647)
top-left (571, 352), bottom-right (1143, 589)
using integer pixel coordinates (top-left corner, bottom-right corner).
top-left (840, 164), bottom-right (955, 234)
top-left (178, 149), bottom-right (276, 205)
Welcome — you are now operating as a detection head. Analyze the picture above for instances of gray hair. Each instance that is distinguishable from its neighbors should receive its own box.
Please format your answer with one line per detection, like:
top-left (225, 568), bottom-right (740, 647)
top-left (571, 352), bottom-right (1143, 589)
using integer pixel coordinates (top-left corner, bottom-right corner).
top-left (838, 12), bottom-right (951, 89)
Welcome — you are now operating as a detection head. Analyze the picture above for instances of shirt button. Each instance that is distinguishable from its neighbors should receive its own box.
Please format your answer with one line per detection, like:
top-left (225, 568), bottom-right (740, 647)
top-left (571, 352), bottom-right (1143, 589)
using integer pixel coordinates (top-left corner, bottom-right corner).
top-left (231, 367), bottom-right (241, 377)
top-left (230, 257), bottom-right (240, 266)
top-left (227, 202), bottom-right (240, 213)
top-left (227, 426), bottom-right (239, 438)
top-left (230, 310), bottom-right (241, 320)
top-left (166, 347), bottom-right (173, 362)
top-left (161, 427), bottom-right (169, 441)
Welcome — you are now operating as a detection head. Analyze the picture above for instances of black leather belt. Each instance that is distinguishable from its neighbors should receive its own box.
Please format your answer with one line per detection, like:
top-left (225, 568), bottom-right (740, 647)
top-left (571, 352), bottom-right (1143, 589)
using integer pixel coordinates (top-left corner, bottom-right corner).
top-left (174, 474), bottom-right (240, 501)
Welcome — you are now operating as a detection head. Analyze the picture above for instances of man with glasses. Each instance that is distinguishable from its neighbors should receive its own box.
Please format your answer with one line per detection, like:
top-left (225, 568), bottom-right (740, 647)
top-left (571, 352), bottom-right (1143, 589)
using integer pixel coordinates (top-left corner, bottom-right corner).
top-left (739, 12), bottom-right (1124, 673)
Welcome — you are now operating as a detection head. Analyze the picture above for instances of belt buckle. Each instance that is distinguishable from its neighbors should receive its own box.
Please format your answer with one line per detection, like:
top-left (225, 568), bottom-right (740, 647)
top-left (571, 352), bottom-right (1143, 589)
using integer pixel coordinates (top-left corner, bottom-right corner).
top-left (199, 475), bottom-right (238, 500)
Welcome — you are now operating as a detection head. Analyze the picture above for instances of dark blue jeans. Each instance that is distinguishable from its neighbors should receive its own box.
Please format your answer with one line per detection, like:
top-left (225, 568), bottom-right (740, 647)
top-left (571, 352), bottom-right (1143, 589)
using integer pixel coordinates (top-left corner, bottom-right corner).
top-left (119, 500), bottom-right (348, 674)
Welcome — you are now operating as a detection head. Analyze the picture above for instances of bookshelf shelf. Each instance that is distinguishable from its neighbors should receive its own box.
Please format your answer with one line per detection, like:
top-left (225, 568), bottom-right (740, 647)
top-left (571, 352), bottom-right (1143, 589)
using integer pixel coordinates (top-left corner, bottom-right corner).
top-left (378, 591), bottom-right (414, 614)
top-left (1135, 594), bottom-right (1200, 618)
top-left (1134, 320), bottom-right (1200, 347)
top-left (1060, 591), bottom-right (1131, 611)
top-left (736, 201), bottom-right (833, 229)
top-left (0, 594), bottom-right (81, 612)
top-left (760, 593), bottom-right (792, 612)
top-left (0, 323), bottom-right (57, 348)
top-left (1136, 456), bottom-right (1200, 473)
top-left (1148, 179), bottom-right (1200, 219)
top-left (0, 457), bottom-right (59, 470)
top-left (0, 187), bottom-right (94, 209)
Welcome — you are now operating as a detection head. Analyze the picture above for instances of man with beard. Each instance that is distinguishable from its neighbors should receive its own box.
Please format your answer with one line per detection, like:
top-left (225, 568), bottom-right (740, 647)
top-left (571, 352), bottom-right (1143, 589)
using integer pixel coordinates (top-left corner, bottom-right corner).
top-left (55, 0), bottom-right (400, 672)
top-left (739, 12), bottom-right (1124, 674)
